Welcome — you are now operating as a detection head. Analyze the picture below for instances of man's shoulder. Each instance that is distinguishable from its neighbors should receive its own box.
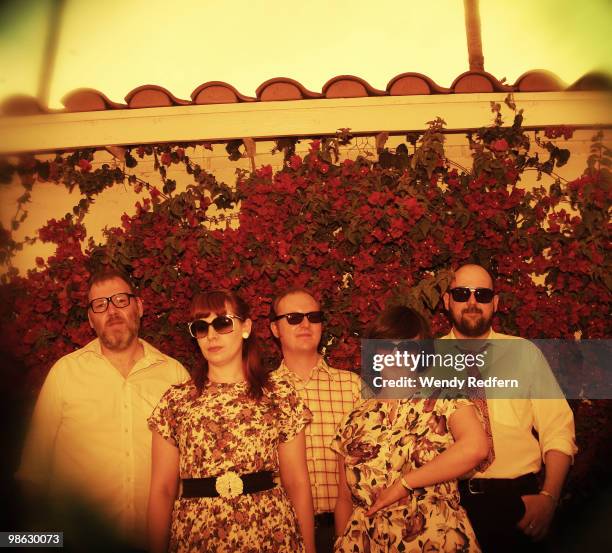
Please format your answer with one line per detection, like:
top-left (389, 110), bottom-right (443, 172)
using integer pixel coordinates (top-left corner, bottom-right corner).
top-left (140, 339), bottom-right (182, 365)
top-left (52, 338), bottom-right (183, 364)
top-left (325, 364), bottom-right (363, 388)
top-left (489, 330), bottom-right (523, 341)
top-left (140, 339), bottom-right (190, 381)
top-left (52, 339), bottom-right (100, 365)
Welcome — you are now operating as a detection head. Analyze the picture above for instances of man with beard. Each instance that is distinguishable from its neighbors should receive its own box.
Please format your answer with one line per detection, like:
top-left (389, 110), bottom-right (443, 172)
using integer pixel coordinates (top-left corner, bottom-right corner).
top-left (442, 264), bottom-right (576, 553)
top-left (17, 269), bottom-right (189, 550)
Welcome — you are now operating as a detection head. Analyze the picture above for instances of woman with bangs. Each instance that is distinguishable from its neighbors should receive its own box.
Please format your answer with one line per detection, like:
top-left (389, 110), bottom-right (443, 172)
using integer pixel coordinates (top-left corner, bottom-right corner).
top-left (147, 290), bottom-right (315, 553)
top-left (332, 306), bottom-right (489, 553)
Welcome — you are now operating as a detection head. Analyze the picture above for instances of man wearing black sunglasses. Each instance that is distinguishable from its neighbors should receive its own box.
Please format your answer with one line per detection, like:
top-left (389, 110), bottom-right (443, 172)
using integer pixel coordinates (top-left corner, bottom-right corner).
top-left (442, 264), bottom-right (576, 553)
top-left (270, 288), bottom-right (364, 553)
top-left (17, 268), bottom-right (189, 550)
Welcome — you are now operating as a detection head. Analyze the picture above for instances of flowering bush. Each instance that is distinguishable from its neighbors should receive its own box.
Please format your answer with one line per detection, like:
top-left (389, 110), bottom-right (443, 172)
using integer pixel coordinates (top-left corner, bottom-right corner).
top-left (0, 98), bottom-right (610, 509)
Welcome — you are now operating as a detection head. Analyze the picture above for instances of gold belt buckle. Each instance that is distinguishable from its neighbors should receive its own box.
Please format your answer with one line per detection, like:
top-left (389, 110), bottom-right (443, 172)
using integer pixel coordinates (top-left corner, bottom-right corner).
top-left (215, 471), bottom-right (244, 498)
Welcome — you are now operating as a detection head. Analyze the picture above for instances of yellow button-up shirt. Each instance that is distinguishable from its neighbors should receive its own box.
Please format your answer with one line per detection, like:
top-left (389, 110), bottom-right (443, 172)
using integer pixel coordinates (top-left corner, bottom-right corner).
top-left (275, 358), bottom-right (364, 514)
top-left (442, 329), bottom-right (577, 478)
top-left (17, 338), bottom-right (189, 548)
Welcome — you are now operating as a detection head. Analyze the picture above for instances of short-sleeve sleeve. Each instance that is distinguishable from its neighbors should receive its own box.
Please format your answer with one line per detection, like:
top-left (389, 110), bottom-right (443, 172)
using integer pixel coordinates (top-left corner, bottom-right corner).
top-left (269, 374), bottom-right (312, 443)
top-left (418, 398), bottom-right (483, 436)
top-left (329, 414), bottom-right (349, 457)
top-left (148, 384), bottom-right (187, 445)
top-left (329, 405), bottom-right (364, 458)
top-left (439, 398), bottom-right (476, 420)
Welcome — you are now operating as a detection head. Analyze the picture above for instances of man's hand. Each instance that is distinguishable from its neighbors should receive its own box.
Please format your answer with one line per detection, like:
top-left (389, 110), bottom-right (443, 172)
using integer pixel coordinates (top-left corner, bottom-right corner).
top-left (517, 494), bottom-right (556, 541)
top-left (365, 479), bottom-right (407, 516)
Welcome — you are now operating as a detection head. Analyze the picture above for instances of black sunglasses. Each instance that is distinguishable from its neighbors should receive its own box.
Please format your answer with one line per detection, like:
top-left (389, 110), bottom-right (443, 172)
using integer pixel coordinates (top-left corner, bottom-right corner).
top-left (188, 315), bottom-right (244, 338)
top-left (272, 311), bottom-right (324, 325)
top-left (449, 287), bottom-right (495, 303)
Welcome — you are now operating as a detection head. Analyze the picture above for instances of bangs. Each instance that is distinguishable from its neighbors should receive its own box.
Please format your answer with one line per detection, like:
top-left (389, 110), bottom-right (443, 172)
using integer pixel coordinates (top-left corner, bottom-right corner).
top-left (367, 306), bottom-right (430, 340)
top-left (191, 290), bottom-right (234, 319)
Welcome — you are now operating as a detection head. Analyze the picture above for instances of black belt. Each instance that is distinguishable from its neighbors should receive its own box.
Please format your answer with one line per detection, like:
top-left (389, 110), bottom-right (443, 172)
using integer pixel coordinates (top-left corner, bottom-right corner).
top-left (459, 473), bottom-right (538, 496)
top-left (315, 512), bottom-right (334, 526)
top-left (182, 471), bottom-right (276, 498)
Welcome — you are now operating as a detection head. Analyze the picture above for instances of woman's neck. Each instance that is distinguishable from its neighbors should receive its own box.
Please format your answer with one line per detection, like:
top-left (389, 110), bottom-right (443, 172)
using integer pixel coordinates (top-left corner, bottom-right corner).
top-left (207, 362), bottom-right (245, 383)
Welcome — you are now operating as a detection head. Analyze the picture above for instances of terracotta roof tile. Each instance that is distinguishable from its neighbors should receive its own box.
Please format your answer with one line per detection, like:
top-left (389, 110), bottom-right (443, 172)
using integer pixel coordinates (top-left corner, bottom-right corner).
top-left (322, 75), bottom-right (386, 98)
top-left (62, 88), bottom-right (126, 112)
top-left (514, 70), bottom-right (563, 92)
top-left (387, 72), bottom-right (450, 95)
top-left (567, 71), bottom-right (612, 92)
top-left (3, 71), bottom-right (609, 115)
top-left (0, 95), bottom-right (50, 116)
top-left (451, 71), bottom-right (512, 93)
top-left (191, 81), bottom-right (254, 104)
top-left (124, 85), bottom-right (190, 108)
top-left (256, 78), bottom-right (322, 101)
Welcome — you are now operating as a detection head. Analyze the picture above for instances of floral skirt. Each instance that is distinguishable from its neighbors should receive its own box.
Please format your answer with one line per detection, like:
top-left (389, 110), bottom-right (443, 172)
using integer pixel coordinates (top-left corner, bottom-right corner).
top-left (334, 495), bottom-right (481, 553)
top-left (169, 486), bottom-right (304, 553)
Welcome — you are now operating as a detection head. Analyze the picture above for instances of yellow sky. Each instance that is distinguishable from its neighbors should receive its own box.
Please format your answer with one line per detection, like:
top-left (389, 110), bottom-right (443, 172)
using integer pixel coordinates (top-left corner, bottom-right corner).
top-left (1, 0), bottom-right (611, 108)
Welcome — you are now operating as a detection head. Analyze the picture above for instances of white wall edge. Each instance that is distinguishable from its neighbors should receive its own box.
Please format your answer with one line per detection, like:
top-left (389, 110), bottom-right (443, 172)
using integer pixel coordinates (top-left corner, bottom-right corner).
top-left (0, 91), bottom-right (610, 153)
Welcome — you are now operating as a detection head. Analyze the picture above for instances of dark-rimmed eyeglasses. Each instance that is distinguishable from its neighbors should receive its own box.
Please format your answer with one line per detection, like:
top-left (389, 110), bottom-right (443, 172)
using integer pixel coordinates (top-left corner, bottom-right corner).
top-left (88, 293), bottom-right (137, 313)
top-left (188, 315), bottom-right (244, 338)
top-left (449, 287), bottom-right (495, 304)
top-left (272, 311), bottom-right (324, 325)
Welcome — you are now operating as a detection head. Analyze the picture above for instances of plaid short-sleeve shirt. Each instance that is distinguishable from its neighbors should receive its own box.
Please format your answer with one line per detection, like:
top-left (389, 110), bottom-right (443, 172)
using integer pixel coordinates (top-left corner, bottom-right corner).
top-left (275, 358), bottom-right (364, 514)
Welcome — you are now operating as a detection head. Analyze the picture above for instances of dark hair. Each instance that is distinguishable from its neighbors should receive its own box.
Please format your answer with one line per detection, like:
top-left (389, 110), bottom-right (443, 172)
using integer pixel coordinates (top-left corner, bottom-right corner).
top-left (270, 287), bottom-right (319, 319)
top-left (190, 290), bottom-right (269, 399)
top-left (88, 267), bottom-right (136, 295)
top-left (367, 305), bottom-right (431, 340)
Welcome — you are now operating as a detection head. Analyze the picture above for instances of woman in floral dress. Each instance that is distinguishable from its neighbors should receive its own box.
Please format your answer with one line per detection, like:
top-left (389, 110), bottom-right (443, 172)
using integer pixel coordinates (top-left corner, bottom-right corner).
top-left (332, 306), bottom-right (489, 553)
top-left (147, 290), bottom-right (315, 553)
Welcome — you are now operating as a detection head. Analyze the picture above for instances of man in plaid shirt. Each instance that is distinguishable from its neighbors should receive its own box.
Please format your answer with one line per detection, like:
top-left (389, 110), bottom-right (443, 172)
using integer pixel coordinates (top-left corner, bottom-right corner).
top-left (271, 288), bottom-right (364, 553)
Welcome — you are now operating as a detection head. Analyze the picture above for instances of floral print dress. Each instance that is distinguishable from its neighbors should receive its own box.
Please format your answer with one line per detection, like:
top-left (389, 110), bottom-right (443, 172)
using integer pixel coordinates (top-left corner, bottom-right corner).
top-left (148, 372), bottom-right (311, 553)
top-left (331, 398), bottom-right (481, 553)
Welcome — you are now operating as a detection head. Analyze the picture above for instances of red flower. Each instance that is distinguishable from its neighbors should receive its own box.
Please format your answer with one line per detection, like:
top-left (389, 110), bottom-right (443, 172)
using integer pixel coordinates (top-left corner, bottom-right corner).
top-left (491, 139), bottom-right (509, 152)
top-left (160, 152), bottom-right (172, 166)
top-left (256, 165), bottom-right (273, 178)
top-left (78, 159), bottom-right (92, 172)
top-left (367, 191), bottom-right (387, 206)
top-left (289, 155), bottom-right (302, 170)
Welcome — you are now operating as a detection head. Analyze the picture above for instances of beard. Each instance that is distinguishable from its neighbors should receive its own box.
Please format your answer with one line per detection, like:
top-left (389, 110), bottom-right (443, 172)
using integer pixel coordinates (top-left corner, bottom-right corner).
top-left (452, 306), bottom-right (493, 338)
top-left (98, 315), bottom-right (139, 351)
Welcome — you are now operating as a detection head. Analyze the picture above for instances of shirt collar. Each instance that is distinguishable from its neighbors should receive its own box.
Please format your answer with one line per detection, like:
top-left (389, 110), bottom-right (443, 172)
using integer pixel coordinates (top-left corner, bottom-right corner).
top-left (447, 328), bottom-right (500, 353)
top-left (278, 356), bottom-right (335, 381)
top-left (447, 328), bottom-right (498, 340)
top-left (81, 337), bottom-right (166, 367)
